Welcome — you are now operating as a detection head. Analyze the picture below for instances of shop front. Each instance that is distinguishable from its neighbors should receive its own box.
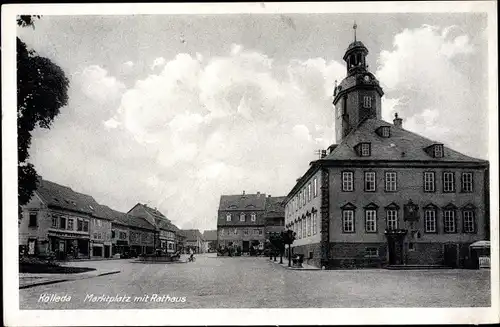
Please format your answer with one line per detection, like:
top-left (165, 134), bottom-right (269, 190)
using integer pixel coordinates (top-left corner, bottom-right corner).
top-left (48, 230), bottom-right (90, 259)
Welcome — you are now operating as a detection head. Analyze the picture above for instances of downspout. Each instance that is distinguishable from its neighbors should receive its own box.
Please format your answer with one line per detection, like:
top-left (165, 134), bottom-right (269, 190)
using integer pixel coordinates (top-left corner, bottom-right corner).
top-left (320, 167), bottom-right (330, 269)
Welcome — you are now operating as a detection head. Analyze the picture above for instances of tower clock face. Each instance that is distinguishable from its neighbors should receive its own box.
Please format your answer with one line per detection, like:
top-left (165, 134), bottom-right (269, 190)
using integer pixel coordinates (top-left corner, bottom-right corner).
top-left (364, 75), bottom-right (370, 82)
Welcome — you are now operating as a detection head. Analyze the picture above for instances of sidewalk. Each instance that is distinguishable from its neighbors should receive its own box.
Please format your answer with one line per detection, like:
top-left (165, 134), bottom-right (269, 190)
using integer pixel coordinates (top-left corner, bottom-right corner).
top-left (269, 257), bottom-right (321, 271)
top-left (19, 268), bottom-right (120, 289)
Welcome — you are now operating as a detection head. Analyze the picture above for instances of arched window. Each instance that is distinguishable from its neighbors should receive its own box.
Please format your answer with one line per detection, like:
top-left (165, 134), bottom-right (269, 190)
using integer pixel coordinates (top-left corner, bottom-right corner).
top-left (240, 213), bottom-right (245, 222)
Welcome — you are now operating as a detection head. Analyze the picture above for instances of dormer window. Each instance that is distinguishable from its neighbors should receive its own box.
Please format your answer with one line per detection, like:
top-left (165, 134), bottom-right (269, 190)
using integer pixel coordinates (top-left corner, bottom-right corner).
top-left (376, 126), bottom-right (391, 138)
top-left (434, 144), bottom-right (443, 158)
top-left (355, 142), bottom-right (371, 157)
top-left (426, 144), bottom-right (444, 158)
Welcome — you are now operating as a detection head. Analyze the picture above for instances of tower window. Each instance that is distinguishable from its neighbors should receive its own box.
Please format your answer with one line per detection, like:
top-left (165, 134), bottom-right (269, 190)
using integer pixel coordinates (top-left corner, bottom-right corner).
top-left (363, 96), bottom-right (372, 108)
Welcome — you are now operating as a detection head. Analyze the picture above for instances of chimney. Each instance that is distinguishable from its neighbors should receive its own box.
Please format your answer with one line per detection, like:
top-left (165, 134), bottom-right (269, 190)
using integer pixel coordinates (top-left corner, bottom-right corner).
top-left (393, 113), bottom-right (403, 128)
top-left (242, 190), bottom-right (245, 195)
top-left (268, 195), bottom-right (271, 198)
top-left (321, 150), bottom-right (327, 158)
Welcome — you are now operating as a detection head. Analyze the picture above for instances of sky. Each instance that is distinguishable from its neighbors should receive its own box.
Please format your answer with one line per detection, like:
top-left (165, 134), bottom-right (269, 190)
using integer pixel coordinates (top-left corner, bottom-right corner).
top-left (17, 12), bottom-right (489, 232)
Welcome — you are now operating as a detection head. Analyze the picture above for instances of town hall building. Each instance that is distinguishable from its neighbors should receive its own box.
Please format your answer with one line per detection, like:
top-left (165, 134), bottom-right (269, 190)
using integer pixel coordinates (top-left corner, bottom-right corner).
top-left (284, 26), bottom-right (490, 269)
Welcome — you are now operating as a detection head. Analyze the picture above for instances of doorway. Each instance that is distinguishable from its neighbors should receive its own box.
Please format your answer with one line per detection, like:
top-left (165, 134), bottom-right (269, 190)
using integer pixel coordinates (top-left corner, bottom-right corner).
top-left (104, 245), bottom-right (110, 258)
top-left (242, 241), bottom-right (250, 253)
top-left (444, 243), bottom-right (458, 268)
top-left (387, 237), bottom-right (403, 265)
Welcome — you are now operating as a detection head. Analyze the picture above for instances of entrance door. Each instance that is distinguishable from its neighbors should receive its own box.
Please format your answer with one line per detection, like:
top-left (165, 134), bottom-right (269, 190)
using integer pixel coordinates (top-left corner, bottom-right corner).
top-left (388, 238), bottom-right (403, 265)
top-left (444, 243), bottom-right (458, 268)
top-left (242, 241), bottom-right (250, 252)
top-left (104, 245), bottom-right (110, 258)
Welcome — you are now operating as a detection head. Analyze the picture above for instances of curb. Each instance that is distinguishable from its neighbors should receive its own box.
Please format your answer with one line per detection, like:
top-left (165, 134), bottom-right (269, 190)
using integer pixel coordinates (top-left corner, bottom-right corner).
top-left (19, 270), bottom-right (121, 289)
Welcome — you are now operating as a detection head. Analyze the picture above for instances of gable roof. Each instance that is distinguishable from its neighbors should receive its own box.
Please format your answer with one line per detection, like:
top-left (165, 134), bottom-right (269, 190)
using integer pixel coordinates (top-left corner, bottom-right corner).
top-left (219, 193), bottom-right (267, 211)
top-left (35, 179), bottom-right (108, 218)
top-left (323, 118), bottom-right (487, 163)
top-left (264, 196), bottom-right (286, 218)
top-left (202, 230), bottom-right (217, 241)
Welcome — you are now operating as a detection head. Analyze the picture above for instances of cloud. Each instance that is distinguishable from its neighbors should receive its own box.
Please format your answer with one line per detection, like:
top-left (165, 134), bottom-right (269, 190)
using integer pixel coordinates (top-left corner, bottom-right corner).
top-left (75, 65), bottom-right (126, 103)
top-left (376, 25), bottom-right (486, 157)
top-left (150, 57), bottom-right (166, 70)
top-left (31, 44), bottom-right (344, 230)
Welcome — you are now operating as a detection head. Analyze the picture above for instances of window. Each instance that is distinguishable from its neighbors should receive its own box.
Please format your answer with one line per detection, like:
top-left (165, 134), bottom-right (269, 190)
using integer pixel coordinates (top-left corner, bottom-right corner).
top-left (443, 172), bottom-right (455, 192)
top-left (98, 220), bottom-right (102, 227)
top-left (303, 218), bottom-right (307, 238)
top-left (226, 214), bottom-right (231, 222)
top-left (251, 213), bottom-right (256, 222)
top-left (363, 96), bottom-right (372, 108)
top-left (307, 216), bottom-right (311, 236)
top-left (93, 233), bottom-right (98, 239)
top-left (365, 210), bottom-right (377, 233)
top-left (342, 210), bottom-right (355, 233)
top-left (313, 177), bottom-right (318, 197)
top-left (308, 183), bottom-right (312, 201)
top-left (379, 126), bottom-right (390, 138)
top-left (360, 143), bottom-right (371, 156)
top-left (67, 218), bottom-right (74, 231)
top-left (434, 144), bottom-right (444, 158)
top-left (51, 216), bottom-right (58, 228)
top-left (365, 247), bottom-right (378, 257)
top-left (83, 220), bottom-right (89, 232)
top-left (424, 172), bottom-right (435, 192)
top-left (77, 219), bottom-right (83, 231)
top-left (60, 217), bottom-right (66, 230)
top-left (243, 229), bottom-right (248, 235)
top-left (298, 220), bottom-right (302, 239)
top-left (255, 229), bottom-right (260, 235)
top-left (342, 171), bottom-right (354, 191)
top-left (312, 211), bottom-right (317, 235)
top-left (364, 171), bottom-right (376, 192)
top-left (240, 213), bottom-right (245, 222)
top-left (98, 232), bottom-right (102, 240)
top-left (298, 192), bottom-right (302, 208)
top-left (463, 210), bottom-right (476, 233)
top-left (259, 230), bottom-right (263, 235)
top-left (28, 212), bottom-right (37, 227)
top-left (112, 230), bottom-right (116, 238)
top-left (461, 172), bottom-right (473, 192)
top-left (302, 190), bottom-right (306, 206)
top-left (386, 210), bottom-right (398, 230)
top-left (385, 172), bottom-right (397, 192)
top-left (234, 229), bottom-right (238, 235)
top-left (443, 210), bottom-right (456, 233)
top-left (424, 209), bottom-right (437, 233)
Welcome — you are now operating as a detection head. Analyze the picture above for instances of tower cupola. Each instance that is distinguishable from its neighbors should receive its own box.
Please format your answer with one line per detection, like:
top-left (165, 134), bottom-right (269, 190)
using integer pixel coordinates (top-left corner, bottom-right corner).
top-left (343, 23), bottom-right (369, 76)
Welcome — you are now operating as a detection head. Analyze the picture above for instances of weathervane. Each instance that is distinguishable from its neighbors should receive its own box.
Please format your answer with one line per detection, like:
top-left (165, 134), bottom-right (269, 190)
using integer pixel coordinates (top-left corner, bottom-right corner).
top-left (353, 21), bottom-right (357, 41)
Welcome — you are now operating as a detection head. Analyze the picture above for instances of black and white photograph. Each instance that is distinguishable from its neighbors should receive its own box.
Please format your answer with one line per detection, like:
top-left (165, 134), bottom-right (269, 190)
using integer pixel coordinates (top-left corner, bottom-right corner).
top-left (2, 2), bottom-right (499, 326)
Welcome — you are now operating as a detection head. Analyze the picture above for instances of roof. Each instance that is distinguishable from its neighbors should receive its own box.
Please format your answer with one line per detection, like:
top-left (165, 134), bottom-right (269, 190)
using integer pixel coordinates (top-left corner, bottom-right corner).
top-left (219, 193), bottom-right (267, 211)
top-left (112, 211), bottom-right (156, 231)
top-left (157, 218), bottom-right (179, 233)
top-left (35, 179), bottom-right (108, 218)
top-left (182, 229), bottom-right (203, 241)
top-left (202, 230), bottom-right (217, 241)
top-left (323, 118), bottom-right (487, 163)
top-left (264, 196), bottom-right (286, 218)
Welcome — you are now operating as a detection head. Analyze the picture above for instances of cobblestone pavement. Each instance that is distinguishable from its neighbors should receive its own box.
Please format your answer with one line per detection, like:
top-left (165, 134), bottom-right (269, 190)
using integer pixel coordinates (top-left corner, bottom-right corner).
top-left (19, 254), bottom-right (491, 309)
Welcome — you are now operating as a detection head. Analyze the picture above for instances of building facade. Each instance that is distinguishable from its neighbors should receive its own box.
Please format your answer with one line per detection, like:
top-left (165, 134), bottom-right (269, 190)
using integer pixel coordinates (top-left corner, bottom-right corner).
top-left (264, 196), bottom-right (286, 236)
top-left (182, 229), bottom-right (204, 253)
top-left (284, 31), bottom-right (489, 269)
top-left (217, 192), bottom-right (267, 253)
top-left (202, 230), bottom-right (217, 252)
top-left (18, 179), bottom-right (101, 259)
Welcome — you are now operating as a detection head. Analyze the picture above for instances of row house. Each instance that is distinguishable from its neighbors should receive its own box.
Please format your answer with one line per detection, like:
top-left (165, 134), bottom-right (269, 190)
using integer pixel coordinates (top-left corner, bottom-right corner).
top-left (284, 34), bottom-right (489, 269)
top-left (128, 203), bottom-right (183, 252)
top-left (19, 179), bottom-right (110, 259)
top-left (202, 230), bottom-right (217, 252)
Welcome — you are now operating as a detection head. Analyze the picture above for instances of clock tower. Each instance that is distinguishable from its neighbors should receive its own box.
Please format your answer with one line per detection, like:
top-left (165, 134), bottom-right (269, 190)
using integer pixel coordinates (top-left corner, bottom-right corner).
top-left (333, 23), bottom-right (384, 143)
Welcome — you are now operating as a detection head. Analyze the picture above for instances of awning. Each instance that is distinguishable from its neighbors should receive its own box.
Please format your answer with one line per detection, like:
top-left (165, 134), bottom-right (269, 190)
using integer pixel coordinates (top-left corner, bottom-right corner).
top-left (470, 240), bottom-right (490, 249)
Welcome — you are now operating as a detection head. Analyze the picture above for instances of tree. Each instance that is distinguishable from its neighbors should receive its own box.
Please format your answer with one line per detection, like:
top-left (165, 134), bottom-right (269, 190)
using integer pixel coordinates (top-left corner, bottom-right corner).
top-left (17, 15), bottom-right (70, 209)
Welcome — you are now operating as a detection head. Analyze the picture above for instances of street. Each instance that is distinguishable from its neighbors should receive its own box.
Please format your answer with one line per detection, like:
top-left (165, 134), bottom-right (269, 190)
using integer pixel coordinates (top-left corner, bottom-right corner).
top-left (20, 254), bottom-right (491, 309)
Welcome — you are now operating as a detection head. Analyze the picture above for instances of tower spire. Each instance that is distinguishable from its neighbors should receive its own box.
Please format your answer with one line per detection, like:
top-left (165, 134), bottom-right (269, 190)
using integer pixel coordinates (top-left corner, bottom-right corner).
top-left (353, 21), bottom-right (357, 41)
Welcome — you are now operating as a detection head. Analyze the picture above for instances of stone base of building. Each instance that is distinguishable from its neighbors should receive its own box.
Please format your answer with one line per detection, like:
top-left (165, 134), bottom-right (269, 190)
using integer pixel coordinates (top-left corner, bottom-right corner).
top-left (293, 241), bottom-right (479, 269)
